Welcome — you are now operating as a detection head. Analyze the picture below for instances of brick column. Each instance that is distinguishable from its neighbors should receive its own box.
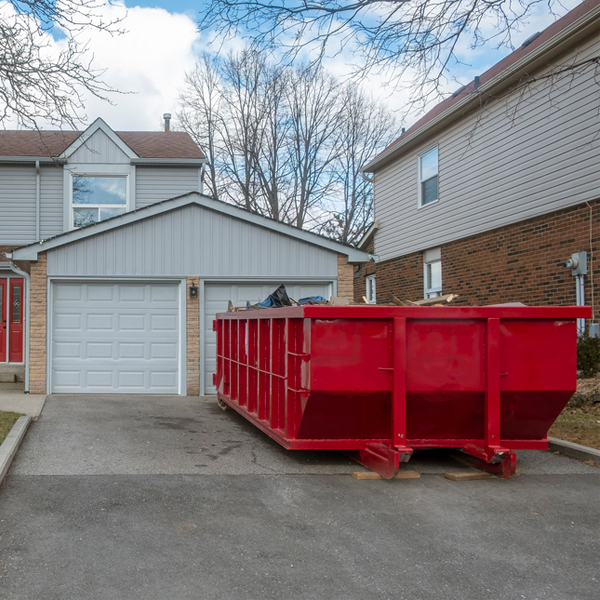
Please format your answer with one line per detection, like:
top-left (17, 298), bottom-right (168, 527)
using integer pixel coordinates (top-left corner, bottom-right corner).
top-left (29, 254), bottom-right (47, 395)
top-left (186, 277), bottom-right (200, 396)
top-left (337, 254), bottom-right (355, 300)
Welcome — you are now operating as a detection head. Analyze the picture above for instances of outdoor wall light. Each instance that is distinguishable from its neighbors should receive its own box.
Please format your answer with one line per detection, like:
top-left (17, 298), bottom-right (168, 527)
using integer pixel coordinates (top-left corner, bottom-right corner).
top-left (189, 286), bottom-right (199, 299)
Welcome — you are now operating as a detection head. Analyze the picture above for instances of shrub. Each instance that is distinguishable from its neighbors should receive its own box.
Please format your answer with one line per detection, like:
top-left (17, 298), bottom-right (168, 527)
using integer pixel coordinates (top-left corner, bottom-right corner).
top-left (577, 329), bottom-right (600, 378)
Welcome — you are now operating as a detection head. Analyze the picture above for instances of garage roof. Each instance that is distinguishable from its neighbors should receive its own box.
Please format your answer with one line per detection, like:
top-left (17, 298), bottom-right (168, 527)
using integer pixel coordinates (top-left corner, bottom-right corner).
top-left (9, 192), bottom-right (369, 263)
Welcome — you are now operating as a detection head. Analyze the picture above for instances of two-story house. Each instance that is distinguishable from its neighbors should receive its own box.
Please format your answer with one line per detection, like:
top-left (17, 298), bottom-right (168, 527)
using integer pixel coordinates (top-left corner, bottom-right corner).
top-left (358, 0), bottom-right (600, 325)
top-left (1, 118), bottom-right (366, 395)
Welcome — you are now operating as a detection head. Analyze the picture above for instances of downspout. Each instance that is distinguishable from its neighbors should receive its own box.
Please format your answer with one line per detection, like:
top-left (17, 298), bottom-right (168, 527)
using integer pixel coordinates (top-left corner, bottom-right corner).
top-left (35, 160), bottom-right (40, 241)
top-left (7, 258), bottom-right (30, 393)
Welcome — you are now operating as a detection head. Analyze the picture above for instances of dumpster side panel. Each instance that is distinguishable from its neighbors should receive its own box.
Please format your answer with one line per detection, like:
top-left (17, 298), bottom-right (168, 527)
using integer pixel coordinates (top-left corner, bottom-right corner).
top-left (309, 319), bottom-right (392, 391)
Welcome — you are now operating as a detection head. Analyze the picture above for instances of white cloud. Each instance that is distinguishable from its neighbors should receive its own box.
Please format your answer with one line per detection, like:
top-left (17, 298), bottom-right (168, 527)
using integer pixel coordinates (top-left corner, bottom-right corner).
top-left (76, 2), bottom-right (202, 130)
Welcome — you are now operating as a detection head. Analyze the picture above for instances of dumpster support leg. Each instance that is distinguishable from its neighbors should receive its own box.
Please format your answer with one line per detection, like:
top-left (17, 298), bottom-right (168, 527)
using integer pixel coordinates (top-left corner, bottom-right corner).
top-left (460, 318), bottom-right (517, 479)
top-left (348, 444), bottom-right (413, 480)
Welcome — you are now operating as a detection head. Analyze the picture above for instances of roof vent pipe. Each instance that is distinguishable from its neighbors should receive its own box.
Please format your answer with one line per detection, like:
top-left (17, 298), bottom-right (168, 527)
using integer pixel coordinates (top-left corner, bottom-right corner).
top-left (163, 113), bottom-right (171, 132)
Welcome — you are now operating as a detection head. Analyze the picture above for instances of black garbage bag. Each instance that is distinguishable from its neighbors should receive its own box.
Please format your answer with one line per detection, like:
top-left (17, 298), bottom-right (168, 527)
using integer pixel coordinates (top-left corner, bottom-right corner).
top-left (251, 284), bottom-right (293, 309)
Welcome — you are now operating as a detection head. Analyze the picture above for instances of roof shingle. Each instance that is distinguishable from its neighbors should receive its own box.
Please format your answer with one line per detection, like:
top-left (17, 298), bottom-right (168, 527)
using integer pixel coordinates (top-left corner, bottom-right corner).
top-left (0, 129), bottom-right (205, 160)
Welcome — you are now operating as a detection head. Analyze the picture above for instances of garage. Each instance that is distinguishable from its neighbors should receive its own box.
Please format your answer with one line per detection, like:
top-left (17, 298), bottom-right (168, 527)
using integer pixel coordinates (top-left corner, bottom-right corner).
top-left (50, 281), bottom-right (183, 394)
top-left (12, 193), bottom-right (367, 395)
top-left (203, 282), bottom-right (332, 393)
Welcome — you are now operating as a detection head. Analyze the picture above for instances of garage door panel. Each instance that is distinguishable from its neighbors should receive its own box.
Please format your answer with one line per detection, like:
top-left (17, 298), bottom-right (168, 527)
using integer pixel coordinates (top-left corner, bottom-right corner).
top-left (51, 282), bottom-right (181, 394)
top-left (203, 282), bottom-right (331, 393)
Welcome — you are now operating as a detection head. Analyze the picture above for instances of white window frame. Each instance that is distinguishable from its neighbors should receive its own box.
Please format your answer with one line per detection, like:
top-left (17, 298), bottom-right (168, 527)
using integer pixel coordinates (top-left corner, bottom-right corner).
top-left (366, 274), bottom-right (376, 304)
top-left (423, 247), bottom-right (442, 298)
top-left (64, 164), bottom-right (135, 231)
top-left (418, 146), bottom-right (439, 208)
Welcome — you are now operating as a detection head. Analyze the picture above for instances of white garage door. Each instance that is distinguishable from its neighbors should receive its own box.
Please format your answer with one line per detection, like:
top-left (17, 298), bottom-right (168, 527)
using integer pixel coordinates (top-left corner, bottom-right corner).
top-left (51, 281), bottom-right (181, 394)
top-left (203, 282), bottom-right (332, 393)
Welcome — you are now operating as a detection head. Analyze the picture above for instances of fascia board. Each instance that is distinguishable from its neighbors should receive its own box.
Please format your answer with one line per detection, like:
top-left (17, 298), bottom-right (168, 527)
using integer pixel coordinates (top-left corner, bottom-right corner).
top-left (12, 192), bottom-right (369, 263)
top-left (130, 158), bottom-right (208, 165)
top-left (364, 5), bottom-right (600, 172)
top-left (59, 117), bottom-right (138, 160)
top-left (0, 157), bottom-right (65, 164)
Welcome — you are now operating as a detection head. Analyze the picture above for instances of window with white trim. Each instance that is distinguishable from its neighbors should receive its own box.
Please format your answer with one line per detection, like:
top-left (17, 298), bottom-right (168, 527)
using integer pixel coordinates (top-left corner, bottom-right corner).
top-left (366, 274), bottom-right (376, 304)
top-left (424, 247), bottom-right (442, 298)
top-left (72, 175), bottom-right (128, 228)
top-left (418, 146), bottom-right (438, 207)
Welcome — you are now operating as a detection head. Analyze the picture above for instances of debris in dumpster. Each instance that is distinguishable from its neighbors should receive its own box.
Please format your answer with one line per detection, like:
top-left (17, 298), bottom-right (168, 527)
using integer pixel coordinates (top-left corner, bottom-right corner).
top-left (298, 296), bottom-right (327, 305)
top-left (248, 284), bottom-right (293, 309)
top-left (406, 293), bottom-right (459, 306)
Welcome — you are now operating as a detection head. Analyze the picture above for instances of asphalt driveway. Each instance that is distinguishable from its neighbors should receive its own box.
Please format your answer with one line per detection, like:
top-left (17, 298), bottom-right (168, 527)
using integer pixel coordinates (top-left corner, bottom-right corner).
top-left (1, 395), bottom-right (599, 599)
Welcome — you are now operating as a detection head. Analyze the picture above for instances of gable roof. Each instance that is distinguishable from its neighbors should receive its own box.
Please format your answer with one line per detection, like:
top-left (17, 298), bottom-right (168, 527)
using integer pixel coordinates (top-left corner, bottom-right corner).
top-left (364, 0), bottom-right (600, 172)
top-left (0, 118), bottom-right (205, 161)
top-left (8, 192), bottom-right (368, 263)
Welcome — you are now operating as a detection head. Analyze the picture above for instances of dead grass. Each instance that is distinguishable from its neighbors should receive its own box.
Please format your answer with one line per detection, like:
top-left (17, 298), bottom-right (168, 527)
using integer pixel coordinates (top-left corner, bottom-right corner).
top-left (549, 404), bottom-right (600, 450)
top-left (0, 410), bottom-right (23, 446)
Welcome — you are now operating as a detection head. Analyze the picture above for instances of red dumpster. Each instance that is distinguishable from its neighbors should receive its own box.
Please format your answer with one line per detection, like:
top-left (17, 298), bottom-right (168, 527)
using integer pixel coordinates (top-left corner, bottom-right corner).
top-left (214, 305), bottom-right (590, 478)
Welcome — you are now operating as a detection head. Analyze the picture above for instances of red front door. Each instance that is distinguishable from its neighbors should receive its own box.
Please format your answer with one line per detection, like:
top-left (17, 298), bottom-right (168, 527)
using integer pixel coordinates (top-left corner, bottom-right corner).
top-left (9, 279), bottom-right (24, 363)
top-left (0, 279), bottom-right (6, 362)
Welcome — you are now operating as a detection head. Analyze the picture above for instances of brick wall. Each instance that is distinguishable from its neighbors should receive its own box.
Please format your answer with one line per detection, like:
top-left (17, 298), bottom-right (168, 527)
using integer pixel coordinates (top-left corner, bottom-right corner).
top-left (337, 254), bottom-right (355, 300)
top-left (29, 254), bottom-right (47, 394)
top-left (186, 276), bottom-right (200, 396)
top-left (367, 200), bottom-right (600, 315)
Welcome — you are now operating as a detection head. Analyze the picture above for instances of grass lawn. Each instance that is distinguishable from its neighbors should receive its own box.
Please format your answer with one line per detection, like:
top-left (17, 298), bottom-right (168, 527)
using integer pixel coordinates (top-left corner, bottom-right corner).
top-left (549, 404), bottom-right (600, 451)
top-left (0, 411), bottom-right (24, 446)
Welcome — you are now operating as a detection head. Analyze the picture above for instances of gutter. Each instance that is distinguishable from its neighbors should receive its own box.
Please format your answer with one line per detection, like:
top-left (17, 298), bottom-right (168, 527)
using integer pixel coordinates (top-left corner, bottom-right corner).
top-left (7, 258), bottom-right (30, 393)
top-left (35, 160), bottom-right (40, 242)
top-left (364, 3), bottom-right (600, 172)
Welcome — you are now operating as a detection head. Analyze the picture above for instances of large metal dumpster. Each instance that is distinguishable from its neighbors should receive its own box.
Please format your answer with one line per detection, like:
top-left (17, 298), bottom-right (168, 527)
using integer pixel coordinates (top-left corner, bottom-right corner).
top-left (214, 305), bottom-right (590, 478)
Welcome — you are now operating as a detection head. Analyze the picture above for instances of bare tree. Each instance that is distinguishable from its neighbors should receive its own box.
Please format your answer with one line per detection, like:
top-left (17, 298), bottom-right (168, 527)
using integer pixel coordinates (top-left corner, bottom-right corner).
top-left (179, 54), bottom-right (224, 200)
top-left (199, 0), bottom-right (560, 108)
top-left (177, 52), bottom-right (400, 237)
top-left (286, 65), bottom-right (341, 229)
top-left (0, 0), bottom-right (125, 129)
top-left (320, 86), bottom-right (398, 244)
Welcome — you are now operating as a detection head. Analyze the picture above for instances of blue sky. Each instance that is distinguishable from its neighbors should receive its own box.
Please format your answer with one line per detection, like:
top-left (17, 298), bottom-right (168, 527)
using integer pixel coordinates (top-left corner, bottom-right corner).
top-left (4, 0), bottom-right (584, 130)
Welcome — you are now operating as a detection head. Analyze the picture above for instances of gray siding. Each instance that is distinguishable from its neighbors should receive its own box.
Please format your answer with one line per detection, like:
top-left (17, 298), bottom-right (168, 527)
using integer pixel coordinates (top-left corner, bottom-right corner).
top-left (47, 204), bottom-right (338, 277)
top-left (0, 165), bottom-right (37, 245)
top-left (135, 167), bottom-right (200, 208)
top-left (40, 165), bottom-right (64, 240)
top-left (374, 34), bottom-right (600, 263)
top-left (69, 129), bottom-right (131, 164)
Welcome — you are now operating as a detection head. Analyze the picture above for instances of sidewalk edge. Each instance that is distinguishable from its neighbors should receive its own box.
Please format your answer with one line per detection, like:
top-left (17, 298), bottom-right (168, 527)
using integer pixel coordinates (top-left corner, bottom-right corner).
top-left (0, 416), bottom-right (32, 484)
top-left (548, 436), bottom-right (600, 463)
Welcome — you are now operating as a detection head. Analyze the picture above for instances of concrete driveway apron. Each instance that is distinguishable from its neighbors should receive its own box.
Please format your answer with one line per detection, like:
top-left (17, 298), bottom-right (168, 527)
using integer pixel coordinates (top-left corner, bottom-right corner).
top-left (1, 394), bottom-right (599, 600)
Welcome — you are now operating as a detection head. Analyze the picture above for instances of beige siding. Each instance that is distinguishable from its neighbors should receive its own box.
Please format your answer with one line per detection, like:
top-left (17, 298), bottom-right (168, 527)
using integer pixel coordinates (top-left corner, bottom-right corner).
top-left (374, 34), bottom-right (600, 262)
top-left (135, 167), bottom-right (200, 208)
top-left (69, 129), bottom-right (131, 164)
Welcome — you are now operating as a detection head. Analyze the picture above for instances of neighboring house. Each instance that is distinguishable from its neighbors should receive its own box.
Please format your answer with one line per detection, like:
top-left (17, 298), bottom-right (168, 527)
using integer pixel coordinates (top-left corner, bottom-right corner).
top-left (1, 118), bottom-right (367, 395)
top-left (358, 0), bottom-right (600, 321)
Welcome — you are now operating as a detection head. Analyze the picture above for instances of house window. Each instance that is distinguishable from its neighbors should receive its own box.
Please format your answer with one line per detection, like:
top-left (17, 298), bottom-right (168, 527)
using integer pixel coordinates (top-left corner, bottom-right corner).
top-left (366, 275), bottom-right (376, 304)
top-left (72, 175), bottom-right (127, 228)
top-left (424, 247), bottom-right (442, 298)
top-left (418, 146), bottom-right (438, 207)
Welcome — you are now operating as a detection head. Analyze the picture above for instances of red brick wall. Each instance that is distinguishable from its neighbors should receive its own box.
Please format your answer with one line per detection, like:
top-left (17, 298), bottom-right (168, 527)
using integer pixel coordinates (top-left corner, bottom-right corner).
top-left (365, 200), bottom-right (600, 317)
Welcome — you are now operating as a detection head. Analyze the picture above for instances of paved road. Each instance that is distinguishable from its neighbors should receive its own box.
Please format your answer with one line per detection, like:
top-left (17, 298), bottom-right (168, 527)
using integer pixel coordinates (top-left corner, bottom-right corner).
top-left (1, 395), bottom-right (598, 599)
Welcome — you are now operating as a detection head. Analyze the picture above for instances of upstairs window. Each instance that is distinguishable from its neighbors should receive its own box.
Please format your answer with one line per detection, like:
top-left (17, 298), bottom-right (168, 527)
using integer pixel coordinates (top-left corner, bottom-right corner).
top-left (418, 146), bottom-right (438, 207)
top-left (424, 247), bottom-right (442, 298)
top-left (72, 175), bottom-right (127, 228)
